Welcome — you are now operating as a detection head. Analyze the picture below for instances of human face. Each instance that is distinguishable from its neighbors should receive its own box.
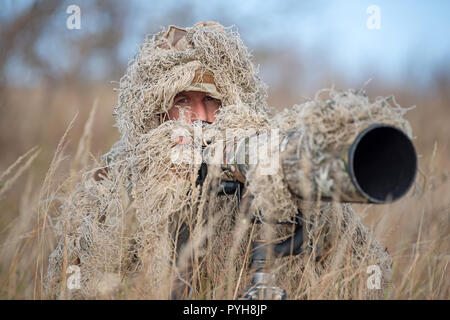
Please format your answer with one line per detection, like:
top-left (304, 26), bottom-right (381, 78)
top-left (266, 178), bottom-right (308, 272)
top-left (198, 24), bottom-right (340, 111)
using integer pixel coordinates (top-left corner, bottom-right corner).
top-left (166, 91), bottom-right (221, 123)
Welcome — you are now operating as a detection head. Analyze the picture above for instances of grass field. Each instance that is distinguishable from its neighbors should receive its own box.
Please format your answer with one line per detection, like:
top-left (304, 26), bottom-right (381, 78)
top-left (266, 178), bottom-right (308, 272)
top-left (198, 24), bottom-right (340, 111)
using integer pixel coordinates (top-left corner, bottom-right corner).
top-left (0, 80), bottom-right (448, 299)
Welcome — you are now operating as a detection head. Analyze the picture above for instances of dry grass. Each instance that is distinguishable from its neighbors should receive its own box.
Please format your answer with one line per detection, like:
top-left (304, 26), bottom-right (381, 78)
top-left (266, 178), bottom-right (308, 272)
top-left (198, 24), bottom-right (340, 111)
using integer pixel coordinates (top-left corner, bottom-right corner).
top-left (0, 81), bottom-right (448, 299)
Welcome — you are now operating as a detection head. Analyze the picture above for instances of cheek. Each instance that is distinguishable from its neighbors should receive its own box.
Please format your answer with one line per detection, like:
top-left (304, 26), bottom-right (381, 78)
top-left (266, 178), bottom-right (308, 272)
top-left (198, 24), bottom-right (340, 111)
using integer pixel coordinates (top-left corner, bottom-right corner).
top-left (167, 106), bottom-right (179, 120)
top-left (206, 106), bottom-right (220, 122)
top-left (206, 101), bottom-right (221, 112)
top-left (210, 104), bottom-right (221, 116)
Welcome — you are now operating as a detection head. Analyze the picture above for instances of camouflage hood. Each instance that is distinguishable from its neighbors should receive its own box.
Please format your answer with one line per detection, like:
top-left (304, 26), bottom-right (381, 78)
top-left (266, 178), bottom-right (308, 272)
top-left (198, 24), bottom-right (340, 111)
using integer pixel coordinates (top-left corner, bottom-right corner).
top-left (113, 21), bottom-right (269, 151)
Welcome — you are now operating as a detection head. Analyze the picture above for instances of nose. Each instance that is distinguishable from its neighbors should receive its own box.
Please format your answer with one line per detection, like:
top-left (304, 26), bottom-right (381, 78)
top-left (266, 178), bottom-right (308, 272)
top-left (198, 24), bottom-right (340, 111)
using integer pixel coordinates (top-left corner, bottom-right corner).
top-left (190, 98), bottom-right (207, 122)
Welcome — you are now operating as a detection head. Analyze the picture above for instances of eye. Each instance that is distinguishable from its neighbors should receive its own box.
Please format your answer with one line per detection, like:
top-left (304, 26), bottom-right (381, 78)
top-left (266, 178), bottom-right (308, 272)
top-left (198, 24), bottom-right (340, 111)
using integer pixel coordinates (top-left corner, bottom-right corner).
top-left (205, 96), bottom-right (221, 106)
top-left (175, 97), bottom-right (188, 104)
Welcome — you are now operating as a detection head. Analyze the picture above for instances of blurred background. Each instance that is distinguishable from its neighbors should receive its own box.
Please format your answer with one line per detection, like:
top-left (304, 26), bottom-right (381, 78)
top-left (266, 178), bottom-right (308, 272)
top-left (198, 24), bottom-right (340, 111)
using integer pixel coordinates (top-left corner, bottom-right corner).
top-left (0, 0), bottom-right (448, 298)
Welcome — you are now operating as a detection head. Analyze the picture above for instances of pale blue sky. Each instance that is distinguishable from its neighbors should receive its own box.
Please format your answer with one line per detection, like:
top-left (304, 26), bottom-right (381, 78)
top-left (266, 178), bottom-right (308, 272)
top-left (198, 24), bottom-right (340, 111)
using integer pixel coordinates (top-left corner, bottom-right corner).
top-left (3, 0), bottom-right (450, 89)
top-left (119, 0), bottom-right (450, 88)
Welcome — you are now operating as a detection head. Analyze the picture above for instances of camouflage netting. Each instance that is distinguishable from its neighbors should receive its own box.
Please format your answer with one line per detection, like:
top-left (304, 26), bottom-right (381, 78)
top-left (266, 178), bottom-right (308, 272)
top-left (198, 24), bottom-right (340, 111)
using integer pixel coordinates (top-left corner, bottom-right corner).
top-left (45, 22), bottom-right (415, 299)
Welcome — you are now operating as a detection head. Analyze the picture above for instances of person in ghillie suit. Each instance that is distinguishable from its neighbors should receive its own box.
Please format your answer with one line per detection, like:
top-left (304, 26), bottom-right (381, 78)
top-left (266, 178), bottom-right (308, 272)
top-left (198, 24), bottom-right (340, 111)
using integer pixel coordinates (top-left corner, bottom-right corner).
top-left (45, 22), bottom-right (415, 299)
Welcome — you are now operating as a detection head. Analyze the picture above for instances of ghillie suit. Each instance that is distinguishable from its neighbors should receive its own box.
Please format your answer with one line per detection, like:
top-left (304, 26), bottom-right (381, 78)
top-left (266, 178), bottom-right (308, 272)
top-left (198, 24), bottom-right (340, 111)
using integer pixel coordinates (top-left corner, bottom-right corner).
top-left (45, 22), bottom-right (414, 299)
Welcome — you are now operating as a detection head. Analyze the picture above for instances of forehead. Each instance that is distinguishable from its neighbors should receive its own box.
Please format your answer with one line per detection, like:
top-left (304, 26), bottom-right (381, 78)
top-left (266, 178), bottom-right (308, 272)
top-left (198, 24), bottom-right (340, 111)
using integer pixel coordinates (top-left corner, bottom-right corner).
top-left (174, 90), bottom-right (207, 98)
